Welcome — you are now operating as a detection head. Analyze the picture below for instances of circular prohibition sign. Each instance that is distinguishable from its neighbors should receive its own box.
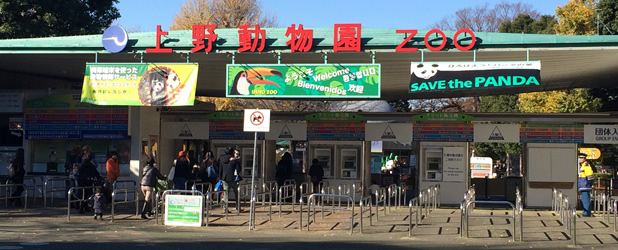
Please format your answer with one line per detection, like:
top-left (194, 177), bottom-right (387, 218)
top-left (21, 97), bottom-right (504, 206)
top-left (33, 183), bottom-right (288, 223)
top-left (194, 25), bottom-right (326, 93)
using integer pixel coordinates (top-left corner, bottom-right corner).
top-left (250, 111), bottom-right (265, 126)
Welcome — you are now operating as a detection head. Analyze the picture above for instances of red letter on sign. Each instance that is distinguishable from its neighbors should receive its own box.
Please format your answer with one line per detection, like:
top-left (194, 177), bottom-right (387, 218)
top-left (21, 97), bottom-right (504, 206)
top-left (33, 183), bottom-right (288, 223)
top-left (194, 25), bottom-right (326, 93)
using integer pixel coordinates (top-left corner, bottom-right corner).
top-left (424, 29), bottom-right (447, 51)
top-left (453, 28), bottom-right (476, 51)
top-left (192, 24), bottom-right (218, 53)
top-left (334, 23), bottom-right (361, 52)
top-left (395, 29), bottom-right (418, 52)
top-left (146, 25), bottom-right (173, 53)
top-left (238, 24), bottom-right (266, 52)
top-left (285, 24), bottom-right (313, 52)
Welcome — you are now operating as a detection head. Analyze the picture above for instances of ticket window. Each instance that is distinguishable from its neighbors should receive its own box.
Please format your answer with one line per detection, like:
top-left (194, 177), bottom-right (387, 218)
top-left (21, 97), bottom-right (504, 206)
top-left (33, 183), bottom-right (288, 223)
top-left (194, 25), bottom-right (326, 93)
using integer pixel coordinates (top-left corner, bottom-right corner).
top-left (314, 148), bottom-right (332, 178)
top-left (241, 147), bottom-right (260, 177)
top-left (425, 148), bottom-right (443, 181)
top-left (340, 149), bottom-right (358, 179)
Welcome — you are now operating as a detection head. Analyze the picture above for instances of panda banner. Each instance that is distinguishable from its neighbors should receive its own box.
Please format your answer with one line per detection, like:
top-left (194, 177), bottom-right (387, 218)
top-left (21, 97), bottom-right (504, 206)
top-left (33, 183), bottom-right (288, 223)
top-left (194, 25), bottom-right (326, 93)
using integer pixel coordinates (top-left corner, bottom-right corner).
top-left (409, 61), bottom-right (541, 94)
top-left (81, 63), bottom-right (199, 106)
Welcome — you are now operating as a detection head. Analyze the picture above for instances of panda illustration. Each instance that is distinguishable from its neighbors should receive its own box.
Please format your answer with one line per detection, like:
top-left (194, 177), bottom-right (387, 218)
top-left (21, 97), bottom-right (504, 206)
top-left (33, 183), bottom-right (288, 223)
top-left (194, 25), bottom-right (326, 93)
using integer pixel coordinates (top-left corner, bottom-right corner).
top-left (412, 63), bottom-right (440, 79)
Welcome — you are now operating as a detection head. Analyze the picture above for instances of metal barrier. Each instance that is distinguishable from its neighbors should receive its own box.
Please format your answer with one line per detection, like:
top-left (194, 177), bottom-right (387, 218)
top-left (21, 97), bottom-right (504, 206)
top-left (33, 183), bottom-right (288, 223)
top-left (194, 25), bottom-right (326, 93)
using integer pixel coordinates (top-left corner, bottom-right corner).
top-left (554, 187), bottom-right (578, 245)
top-left (205, 190), bottom-right (228, 225)
top-left (387, 184), bottom-right (398, 213)
top-left (299, 182), bottom-right (313, 200)
top-left (359, 196), bottom-right (373, 234)
top-left (154, 190), bottom-right (204, 225)
top-left (570, 206), bottom-right (577, 245)
top-left (278, 184), bottom-right (296, 216)
top-left (338, 182), bottom-right (361, 205)
top-left (398, 182), bottom-right (408, 209)
top-left (611, 198), bottom-right (618, 232)
top-left (192, 182), bottom-right (213, 195)
top-left (283, 178), bottom-right (296, 187)
top-left (249, 187), bottom-right (273, 230)
top-left (408, 197), bottom-right (421, 237)
top-left (463, 200), bottom-right (520, 242)
top-left (301, 193), bottom-right (354, 234)
top-left (1, 183), bottom-right (27, 210)
top-left (23, 176), bottom-right (43, 205)
top-left (110, 180), bottom-right (139, 222)
top-left (44, 176), bottom-right (70, 207)
top-left (66, 186), bottom-right (94, 221)
top-left (374, 187), bottom-right (387, 221)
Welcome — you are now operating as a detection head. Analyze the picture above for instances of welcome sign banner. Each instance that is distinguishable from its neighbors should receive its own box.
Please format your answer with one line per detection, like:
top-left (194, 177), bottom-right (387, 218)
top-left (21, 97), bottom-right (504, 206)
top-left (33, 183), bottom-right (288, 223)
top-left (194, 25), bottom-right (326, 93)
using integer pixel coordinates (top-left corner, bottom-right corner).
top-left (81, 63), bottom-right (199, 106)
top-left (409, 61), bottom-right (541, 94)
top-left (226, 64), bottom-right (380, 98)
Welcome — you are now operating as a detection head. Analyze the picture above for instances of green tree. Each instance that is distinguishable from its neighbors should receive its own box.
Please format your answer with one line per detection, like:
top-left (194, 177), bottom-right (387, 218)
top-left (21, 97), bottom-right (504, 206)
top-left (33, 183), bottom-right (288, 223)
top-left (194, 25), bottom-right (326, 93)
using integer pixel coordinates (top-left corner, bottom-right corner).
top-left (518, 89), bottom-right (601, 113)
top-left (0, 0), bottom-right (120, 39)
top-left (555, 0), bottom-right (598, 35)
top-left (499, 14), bottom-right (557, 34)
top-left (597, 0), bottom-right (618, 35)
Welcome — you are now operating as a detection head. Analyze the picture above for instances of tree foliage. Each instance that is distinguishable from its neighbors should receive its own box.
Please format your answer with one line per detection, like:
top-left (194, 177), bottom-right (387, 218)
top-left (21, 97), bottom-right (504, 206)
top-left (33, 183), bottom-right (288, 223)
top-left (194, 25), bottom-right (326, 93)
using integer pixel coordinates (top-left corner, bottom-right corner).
top-left (432, 1), bottom-right (539, 32)
top-left (0, 0), bottom-right (120, 39)
top-left (554, 0), bottom-right (598, 35)
top-left (170, 0), bottom-right (277, 30)
top-left (517, 89), bottom-right (601, 113)
top-left (499, 14), bottom-right (557, 34)
top-left (597, 0), bottom-right (618, 35)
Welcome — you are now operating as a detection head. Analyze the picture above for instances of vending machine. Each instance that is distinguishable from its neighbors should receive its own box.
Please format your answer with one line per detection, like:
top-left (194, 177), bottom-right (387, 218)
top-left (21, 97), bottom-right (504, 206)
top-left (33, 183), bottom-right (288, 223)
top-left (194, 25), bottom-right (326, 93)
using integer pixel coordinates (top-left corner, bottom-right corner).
top-left (425, 148), bottom-right (442, 181)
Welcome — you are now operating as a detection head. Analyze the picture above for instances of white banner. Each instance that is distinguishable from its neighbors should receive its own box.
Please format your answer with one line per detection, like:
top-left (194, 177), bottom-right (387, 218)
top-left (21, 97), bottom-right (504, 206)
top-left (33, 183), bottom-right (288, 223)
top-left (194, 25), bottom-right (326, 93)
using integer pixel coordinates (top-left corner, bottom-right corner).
top-left (474, 124), bottom-right (520, 143)
top-left (265, 122), bottom-right (307, 140)
top-left (442, 147), bottom-right (465, 182)
top-left (162, 122), bottom-right (209, 139)
top-left (584, 124), bottom-right (618, 144)
top-left (365, 123), bottom-right (413, 142)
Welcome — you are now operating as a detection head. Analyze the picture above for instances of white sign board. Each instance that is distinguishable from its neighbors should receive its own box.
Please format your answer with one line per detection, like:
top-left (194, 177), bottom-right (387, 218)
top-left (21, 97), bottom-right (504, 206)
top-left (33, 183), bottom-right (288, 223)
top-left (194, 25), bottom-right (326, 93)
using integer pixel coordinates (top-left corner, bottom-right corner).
top-left (162, 122), bottom-right (209, 139)
top-left (265, 122), bottom-right (307, 140)
top-left (474, 124), bottom-right (520, 143)
top-left (442, 147), bottom-right (465, 182)
top-left (164, 194), bottom-right (203, 227)
top-left (584, 124), bottom-right (618, 144)
top-left (365, 123), bottom-right (413, 142)
top-left (243, 109), bottom-right (270, 132)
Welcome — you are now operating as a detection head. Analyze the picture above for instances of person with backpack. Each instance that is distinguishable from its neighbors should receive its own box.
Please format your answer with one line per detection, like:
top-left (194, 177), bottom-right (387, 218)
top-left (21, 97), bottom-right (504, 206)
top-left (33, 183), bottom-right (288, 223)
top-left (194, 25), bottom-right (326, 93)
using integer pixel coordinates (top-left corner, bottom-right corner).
top-left (308, 158), bottom-right (324, 193)
top-left (7, 148), bottom-right (25, 207)
top-left (140, 155), bottom-right (166, 219)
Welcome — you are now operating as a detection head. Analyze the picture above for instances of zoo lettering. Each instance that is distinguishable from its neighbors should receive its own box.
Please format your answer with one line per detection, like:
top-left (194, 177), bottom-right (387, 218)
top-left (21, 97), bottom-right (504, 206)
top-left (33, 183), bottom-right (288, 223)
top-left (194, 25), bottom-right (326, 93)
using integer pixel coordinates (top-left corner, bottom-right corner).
top-left (146, 24), bottom-right (476, 53)
top-left (410, 76), bottom-right (540, 92)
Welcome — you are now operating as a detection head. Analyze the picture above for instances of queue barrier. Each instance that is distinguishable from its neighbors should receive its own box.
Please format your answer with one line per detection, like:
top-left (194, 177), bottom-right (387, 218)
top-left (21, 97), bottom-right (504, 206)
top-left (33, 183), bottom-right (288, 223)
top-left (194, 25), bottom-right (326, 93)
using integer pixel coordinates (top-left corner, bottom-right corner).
top-left (192, 182), bottom-right (213, 195)
top-left (44, 176), bottom-right (70, 208)
top-left (67, 186), bottom-right (94, 221)
top-left (249, 187), bottom-right (273, 230)
top-left (387, 184), bottom-right (398, 213)
top-left (398, 182), bottom-right (408, 209)
top-left (205, 190), bottom-right (228, 225)
top-left (374, 187), bottom-right (387, 221)
top-left (299, 182), bottom-right (313, 200)
top-left (359, 196), bottom-right (373, 234)
top-left (463, 200), bottom-right (521, 242)
top-left (23, 176), bottom-right (43, 205)
top-left (300, 193), bottom-right (354, 234)
top-left (110, 180), bottom-right (139, 222)
top-left (408, 197), bottom-right (421, 236)
top-left (283, 179), bottom-right (296, 187)
top-left (278, 184), bottom-right (296, 216)
top-left (552, 187), bottom-right (578, 245)
top-left (154, 190), bottom-right (205, 226)
top-left (1, 183), bottom-right (27, 210)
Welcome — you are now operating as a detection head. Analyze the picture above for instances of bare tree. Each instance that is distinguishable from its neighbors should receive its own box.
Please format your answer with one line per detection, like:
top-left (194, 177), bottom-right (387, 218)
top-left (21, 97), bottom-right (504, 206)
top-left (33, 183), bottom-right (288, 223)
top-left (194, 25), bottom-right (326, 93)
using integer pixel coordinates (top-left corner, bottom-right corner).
top-left (431, 1), bottom-right (539, 32)
top-left (170, 0), bottom-right (277, 30)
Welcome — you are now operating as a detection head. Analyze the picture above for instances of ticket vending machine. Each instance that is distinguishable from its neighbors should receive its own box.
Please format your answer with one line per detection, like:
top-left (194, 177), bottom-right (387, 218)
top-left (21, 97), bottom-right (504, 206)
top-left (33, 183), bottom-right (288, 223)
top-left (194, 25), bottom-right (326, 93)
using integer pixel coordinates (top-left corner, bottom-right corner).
top-left (425, 148), bottom-right (443, 181)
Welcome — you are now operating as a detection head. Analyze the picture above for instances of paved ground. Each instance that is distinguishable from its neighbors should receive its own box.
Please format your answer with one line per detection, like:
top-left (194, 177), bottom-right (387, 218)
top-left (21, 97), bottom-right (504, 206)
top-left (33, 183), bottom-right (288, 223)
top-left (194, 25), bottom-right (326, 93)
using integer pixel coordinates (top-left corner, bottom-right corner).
top-left (1, 198), bottom-right (618, 250)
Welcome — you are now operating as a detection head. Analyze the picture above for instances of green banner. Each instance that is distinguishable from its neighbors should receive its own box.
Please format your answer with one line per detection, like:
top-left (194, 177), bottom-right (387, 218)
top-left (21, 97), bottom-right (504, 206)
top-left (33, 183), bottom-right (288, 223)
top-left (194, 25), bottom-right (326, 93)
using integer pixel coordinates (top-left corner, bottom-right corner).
top-left (164, 194), bottom-right (203, 227)
top-left (81, 63), bottom-right (199, 106)
top-left (226, 64), bottom-right (380, 98)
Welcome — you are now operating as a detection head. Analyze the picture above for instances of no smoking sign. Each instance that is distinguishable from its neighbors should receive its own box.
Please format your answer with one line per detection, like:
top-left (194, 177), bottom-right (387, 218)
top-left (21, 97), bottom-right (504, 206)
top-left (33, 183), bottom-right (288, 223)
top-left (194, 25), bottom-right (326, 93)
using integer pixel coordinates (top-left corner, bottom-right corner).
top-left (244, 109), bottom-right (270, 132)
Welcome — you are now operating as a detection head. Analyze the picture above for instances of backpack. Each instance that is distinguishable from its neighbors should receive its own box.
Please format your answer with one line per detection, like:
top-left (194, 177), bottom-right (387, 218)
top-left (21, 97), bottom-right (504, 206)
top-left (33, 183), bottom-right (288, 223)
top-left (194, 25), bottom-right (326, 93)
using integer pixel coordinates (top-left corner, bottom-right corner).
top-left (7, 162), bottom-right (15, 178)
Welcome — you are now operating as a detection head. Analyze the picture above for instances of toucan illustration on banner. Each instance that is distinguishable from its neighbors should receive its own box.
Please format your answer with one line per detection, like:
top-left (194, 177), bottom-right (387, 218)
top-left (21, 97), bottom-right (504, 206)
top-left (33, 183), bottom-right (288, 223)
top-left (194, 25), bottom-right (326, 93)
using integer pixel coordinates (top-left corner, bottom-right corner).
top-left (231, 67), bottom-right (283, 95)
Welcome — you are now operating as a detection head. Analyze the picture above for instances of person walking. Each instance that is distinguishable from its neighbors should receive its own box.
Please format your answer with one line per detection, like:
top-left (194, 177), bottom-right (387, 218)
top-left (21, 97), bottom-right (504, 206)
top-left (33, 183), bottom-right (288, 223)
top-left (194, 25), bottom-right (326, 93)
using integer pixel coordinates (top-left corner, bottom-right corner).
top-left (8, 148), bottom-right (25, 207)
top-left (276, 152), bottom-right (293, 187)
top-left (173, 151), bottom-right (191, 190)
top-left (78, 151), bottom-right (101, 214)
top-left (578, 153), bottom-right (594, 217)
top-left (140, 156), bottom-right (166, 219)
top-left (217, 147), bottom-right (239, 213)
top-left (308, 158), bottom-right (324, 193)
top-left (201, 151), bottom-right (217, 186)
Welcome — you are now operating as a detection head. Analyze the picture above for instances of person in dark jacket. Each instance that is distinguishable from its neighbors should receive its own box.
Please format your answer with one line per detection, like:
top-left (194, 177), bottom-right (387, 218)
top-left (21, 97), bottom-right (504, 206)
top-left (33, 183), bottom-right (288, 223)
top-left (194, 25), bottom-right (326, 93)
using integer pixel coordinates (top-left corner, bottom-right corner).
top-left (140, 156), bottom-right (166, 219)
top-left (276, 152), bottom-right (293, 187)
top-left (217, 147), bottom-right (239, 212)
top-left (173, 151), bottom-right (191, 190)
top-left (8, 148), bottom-right (25, 207)
top-left (200, 151), bottom-right (217, 186)
top-left (308, 158), bottom-right (324, 193)
top-left (78, 151), bottom-right (101, 214)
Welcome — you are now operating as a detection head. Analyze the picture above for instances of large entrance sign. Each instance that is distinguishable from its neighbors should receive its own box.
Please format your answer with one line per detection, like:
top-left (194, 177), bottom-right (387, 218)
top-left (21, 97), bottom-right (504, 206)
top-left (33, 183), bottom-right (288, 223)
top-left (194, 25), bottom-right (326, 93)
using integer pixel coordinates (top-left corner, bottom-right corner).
top-left (226, 64), bottom-right (380, 98)
top-left (81, 63), bottom-right (199, 106)
top-left (409, 61), bottom-right (541, 94)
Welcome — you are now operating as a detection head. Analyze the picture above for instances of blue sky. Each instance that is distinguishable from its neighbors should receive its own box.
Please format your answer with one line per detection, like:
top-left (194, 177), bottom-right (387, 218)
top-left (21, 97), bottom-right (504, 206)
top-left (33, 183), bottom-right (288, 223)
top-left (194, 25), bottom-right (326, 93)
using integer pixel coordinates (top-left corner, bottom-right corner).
top-left (115, 0), bottom-right (570, 32)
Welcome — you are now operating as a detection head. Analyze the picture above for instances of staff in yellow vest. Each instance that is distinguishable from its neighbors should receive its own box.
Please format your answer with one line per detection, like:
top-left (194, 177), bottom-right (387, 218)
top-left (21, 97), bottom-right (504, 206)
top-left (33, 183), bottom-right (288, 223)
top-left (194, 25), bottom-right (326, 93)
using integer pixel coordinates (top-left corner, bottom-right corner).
top-left (577, 153), bottom-right (594, 217)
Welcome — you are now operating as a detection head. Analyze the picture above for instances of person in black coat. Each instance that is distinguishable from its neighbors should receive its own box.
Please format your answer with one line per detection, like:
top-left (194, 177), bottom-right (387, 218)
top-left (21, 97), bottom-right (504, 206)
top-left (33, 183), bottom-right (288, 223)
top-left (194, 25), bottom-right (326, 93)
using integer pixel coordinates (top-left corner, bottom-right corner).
top-left (173, 151), bottom-right (191, 189)
top-left (217, 147), bottom-right (239, 212)
top-left (140, 156), bottom-right (166, 219)
top-left (78, 152), bottom-right (101, 214)
top-left (8, 148), bottom-right (25, 207)
top-left (276, 152), bottom-right (293, 187)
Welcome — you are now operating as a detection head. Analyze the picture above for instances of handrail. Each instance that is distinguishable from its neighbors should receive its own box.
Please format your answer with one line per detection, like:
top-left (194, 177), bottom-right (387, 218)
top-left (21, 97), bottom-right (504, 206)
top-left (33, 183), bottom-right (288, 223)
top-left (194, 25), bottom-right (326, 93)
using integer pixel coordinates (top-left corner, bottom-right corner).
top-left (192, 182), bottom-right (213, 194)
top-left (110, 184), bottom-right (139, 222)
top-left (249, 188), bottom-right (273, 230)
top-left (374, 187), bottom-right (387, 221)
top-left (302, 193), bottom-right (354, 234)
top-left (66, 186), bottom-right (94, 221)
top-left (283, 178), bottom-right (296, 187)
top-left (408, 197), bottom-right (420, 237)
top-left (398, 183), bottom-right (408, 209)
top-left (44, 176), bottom-right (70, 208)
top-left (387, 184), bottom-right (398, 213)
top-left (1, 183), bottom-right (28, 210)
top-left (464, 200), bottom-right (519, 242)
top-left (205, 190), bottom-right (228, 225)
top-left (359, 196), bottom-right (373, 234)
top-left (23, 176), bottom-right (43, 205)
top-left (278, 184), bottom-right (296, 217)
top-left (299, 182), bottom-right (313, 199)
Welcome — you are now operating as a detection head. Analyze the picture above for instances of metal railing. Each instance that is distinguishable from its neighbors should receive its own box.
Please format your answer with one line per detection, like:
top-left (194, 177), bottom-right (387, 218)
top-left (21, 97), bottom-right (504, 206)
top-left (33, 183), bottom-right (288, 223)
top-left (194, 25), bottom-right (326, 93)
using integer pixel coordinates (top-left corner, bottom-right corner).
top-left (44, 176), bottom-right (70, 207)
top-left (249, 187), bottom-right (273, 230)
top-left (66, 186), bottom-right (94, 221)
top-left (398, 182), bottom-right (408, 209)
top-left (110, 180), bottom-right (139, 222)
top-left (283, 178), bottom-right (296, 187)
top-left (278, 184), bottom-right (296, 216)
top-left (374, 187), bottom-right (387, 221)
top-left (23, 176), bottom-right (43, 205)
top-left (611, 197), bottom-right (618, 232)
top-left (299, 182), bottom-right (313, 200)
top-left (192, 182), bottom-right (213, 195)
top-left (408, 197), bottom-right (421, 236)
top-left (1, 183), bottom-right (27, 210)
top-left (463, 200), bottom-right (520, 242)
top-left (154, 189), bottom-right (205, 225)
top-left (359, 196), bottom-right (373, 234)
top-left (205, 190), bottom-right (228, 225)
top-left (553, 187), bottom-right (578, 246)
top-left (300, 193), bottom-right (354, 234)
top-left (387, 184), bottom-right (398, 213)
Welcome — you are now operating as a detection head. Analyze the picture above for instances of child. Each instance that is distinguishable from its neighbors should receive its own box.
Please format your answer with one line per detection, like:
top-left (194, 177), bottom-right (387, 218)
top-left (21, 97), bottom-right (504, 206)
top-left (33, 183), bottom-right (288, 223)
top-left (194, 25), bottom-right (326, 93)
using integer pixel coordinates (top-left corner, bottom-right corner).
top-left (93, 186), bottom-right (105, 220)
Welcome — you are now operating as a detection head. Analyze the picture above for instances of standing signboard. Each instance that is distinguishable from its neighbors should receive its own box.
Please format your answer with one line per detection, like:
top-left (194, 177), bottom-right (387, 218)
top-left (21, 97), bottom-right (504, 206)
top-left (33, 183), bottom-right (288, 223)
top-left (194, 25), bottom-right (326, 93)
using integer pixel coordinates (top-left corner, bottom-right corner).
top-left (164, 194), bottom-right (203, 227)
